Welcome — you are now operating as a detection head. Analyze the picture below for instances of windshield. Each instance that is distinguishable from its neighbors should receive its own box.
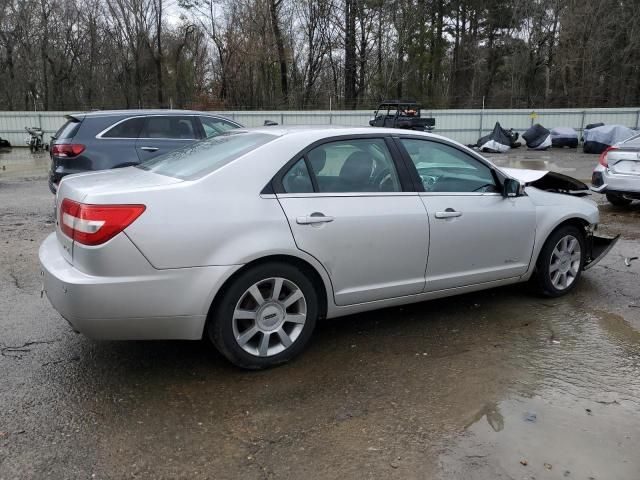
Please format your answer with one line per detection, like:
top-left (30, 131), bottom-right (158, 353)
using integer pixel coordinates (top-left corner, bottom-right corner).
top-left (136, 132), bottom-right (276, 180)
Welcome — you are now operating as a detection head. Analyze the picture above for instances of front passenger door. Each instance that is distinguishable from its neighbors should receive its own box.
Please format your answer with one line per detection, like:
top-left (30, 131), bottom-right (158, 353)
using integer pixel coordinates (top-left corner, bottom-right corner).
top-left (397, 137), bottom-right (537, 292)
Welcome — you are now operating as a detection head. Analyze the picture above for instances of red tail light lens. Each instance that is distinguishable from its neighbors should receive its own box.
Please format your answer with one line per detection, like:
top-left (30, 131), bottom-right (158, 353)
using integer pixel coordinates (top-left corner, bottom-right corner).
top-left (60, 199), bottom-right (145, 246)
top-left (599, 146), bottom-right (617, 167)
top-left (51, 144), bottom-right (85, 157)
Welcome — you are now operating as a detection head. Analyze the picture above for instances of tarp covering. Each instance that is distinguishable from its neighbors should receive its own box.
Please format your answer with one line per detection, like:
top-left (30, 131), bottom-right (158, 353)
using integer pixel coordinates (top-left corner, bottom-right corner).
top-left (477, 122), bottom-right (516, 153)
top-left (523, 124), bottom-right (552, 150)
top-left (551, 127), bottom-right (578, 148)
top-left (583, 124), bottom-right (636, 154)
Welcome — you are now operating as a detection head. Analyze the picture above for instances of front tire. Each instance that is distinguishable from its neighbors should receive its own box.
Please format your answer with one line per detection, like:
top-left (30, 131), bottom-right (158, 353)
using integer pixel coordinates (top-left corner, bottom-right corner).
top-left (606, 193), bottom-right (632, 206)
top-left (208, 262), bottom-right (318, 369)
top-left (534, 225), bottom-right (585, 297)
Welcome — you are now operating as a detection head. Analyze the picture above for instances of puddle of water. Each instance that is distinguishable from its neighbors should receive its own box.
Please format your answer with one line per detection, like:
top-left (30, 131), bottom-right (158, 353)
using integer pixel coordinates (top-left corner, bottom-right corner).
top-left (439, 299), bottom-right (640, 479)
top-left (441, 394), bottom-right (640, 479)
top-left (0, 148), bottom-right (49, 179)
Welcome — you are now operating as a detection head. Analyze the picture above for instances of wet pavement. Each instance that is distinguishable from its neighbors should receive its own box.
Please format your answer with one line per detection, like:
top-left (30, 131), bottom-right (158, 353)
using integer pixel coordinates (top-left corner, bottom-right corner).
top-left (1, 148), bottom-right (639, 479)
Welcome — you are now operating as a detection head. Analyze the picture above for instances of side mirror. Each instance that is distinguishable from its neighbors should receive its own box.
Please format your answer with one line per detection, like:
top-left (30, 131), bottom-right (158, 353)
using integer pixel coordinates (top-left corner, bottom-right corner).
top-left (503, 178), bottom-right (522, 197)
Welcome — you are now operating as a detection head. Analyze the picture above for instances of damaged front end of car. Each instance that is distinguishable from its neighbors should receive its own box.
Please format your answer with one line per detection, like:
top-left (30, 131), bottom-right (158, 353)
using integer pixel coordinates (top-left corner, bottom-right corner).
top-left (501, 167), bottom-right (619, 270)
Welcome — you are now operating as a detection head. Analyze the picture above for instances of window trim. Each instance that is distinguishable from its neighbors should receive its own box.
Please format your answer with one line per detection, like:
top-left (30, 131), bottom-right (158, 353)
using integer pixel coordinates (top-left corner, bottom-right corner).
top-left (392, 135), bottom-right (503, 195)
top-left (269, 134), bottom-right (415, 195)
top-left (95, 114), bottom-right (241, 140)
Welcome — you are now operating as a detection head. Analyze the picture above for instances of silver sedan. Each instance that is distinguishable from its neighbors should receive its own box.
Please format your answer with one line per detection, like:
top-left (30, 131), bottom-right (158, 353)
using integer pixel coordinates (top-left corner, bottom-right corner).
top-left (591, 132), bottom-right (640, 205)
top-left (40, 127), bottom-right (616, 369)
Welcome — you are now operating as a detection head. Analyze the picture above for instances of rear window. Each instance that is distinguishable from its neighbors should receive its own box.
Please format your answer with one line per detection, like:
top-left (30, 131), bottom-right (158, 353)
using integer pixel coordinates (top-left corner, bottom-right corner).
top-left (54, 118), bottom-right (81, 140)
top-left (136, 132), bottom-right (276, 180)
top-left (102, 117), bottom-right (145, 138)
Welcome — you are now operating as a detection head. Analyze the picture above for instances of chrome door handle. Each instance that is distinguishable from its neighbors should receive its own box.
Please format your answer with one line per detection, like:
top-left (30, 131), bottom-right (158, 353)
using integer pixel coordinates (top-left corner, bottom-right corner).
top-left (140, 146), bottom-right (159, 152)
top-left (435, 209), bottom-right (462, 219)
top-left (296, 214), bottom-right (334, 225)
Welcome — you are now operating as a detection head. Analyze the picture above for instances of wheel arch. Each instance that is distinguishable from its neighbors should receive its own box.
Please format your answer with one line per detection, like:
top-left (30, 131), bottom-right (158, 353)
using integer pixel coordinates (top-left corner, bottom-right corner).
top-left (523, 215), bottom-right (593, 281)
top-left (203, 254), bottom-right (331, 338)
top-left (535, 216), bottom-right (591, 270)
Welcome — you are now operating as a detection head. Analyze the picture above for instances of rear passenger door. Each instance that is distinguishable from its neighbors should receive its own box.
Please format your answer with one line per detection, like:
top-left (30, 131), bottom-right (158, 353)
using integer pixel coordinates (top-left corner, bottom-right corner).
top-left (135, 115), bottom-right (201, 161)
top-left (275, 136), bottom-right (430, 306)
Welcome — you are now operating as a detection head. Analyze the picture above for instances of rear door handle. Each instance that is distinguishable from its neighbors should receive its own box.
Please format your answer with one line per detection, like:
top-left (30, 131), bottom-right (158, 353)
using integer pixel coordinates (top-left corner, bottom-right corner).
top-left (435, 209), bottom-right (462, 219)
top-left (296, 214), bottom-right (334, 225)
top-left (140, 146), bottom-right (159, 152)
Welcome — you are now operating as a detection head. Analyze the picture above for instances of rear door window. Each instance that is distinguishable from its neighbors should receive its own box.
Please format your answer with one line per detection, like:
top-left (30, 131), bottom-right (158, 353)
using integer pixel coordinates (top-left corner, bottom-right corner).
top-left (102, 117), bottom-right (145, 139)
top-left (200, 116), bottom-right (239, 138)
top-left (305, 139), bottom-right (401, 193)
top-left (54, 118), bottom-right (81, 139)
top-left (141, 116), bottom-right (199, 139)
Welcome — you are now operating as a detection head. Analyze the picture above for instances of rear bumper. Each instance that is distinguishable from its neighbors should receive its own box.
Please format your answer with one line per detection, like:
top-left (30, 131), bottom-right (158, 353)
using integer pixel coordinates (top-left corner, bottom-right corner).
top-left (591, 165), bottom-right (640, 197)
top-left (39, 233), bottom-right (241, 340)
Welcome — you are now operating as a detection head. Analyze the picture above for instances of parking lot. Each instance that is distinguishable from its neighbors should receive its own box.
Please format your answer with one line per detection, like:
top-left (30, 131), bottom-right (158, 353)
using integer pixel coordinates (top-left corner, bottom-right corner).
top-left (1, 148), bottom-right (639, 479)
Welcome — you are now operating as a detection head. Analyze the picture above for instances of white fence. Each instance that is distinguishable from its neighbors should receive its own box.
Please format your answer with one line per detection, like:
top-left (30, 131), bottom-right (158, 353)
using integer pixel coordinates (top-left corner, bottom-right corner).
top-left (1, 108), bottom-right (639, 146)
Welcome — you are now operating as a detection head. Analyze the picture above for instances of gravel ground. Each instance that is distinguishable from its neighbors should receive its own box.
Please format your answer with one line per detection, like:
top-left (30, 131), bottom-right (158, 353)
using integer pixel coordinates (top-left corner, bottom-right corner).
top-left (1, 148), bottom-right (639, 480)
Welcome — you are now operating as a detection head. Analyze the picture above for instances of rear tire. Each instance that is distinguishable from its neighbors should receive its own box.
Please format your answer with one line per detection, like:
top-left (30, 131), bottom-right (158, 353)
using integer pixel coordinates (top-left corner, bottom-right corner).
top-left (606, 193), bottom-right (632, 206)
top-left (208, 262), bottom-right (318, 369)
top-left (534, 225), bottom-right (585, 297)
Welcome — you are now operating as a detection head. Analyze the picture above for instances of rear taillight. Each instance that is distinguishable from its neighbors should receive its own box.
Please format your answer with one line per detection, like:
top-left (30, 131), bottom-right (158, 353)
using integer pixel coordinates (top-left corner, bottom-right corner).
top-left (60, 199), bottom-right (145, 246)
top-left (599, 146), bottom-right (617, 167)
top-left (51, 144), bottom-right (85, 157)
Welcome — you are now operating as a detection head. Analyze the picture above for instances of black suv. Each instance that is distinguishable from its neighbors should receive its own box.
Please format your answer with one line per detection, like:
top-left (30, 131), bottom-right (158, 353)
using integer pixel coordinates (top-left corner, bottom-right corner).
top-left (48, 110), bottom-right (242, 193)
top-left (369, 100), bottom-right (435, 131)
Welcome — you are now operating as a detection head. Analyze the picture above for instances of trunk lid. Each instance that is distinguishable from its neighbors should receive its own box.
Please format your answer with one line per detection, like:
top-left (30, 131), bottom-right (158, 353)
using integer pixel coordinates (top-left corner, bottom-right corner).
top-left (608, 148), bottom-right (640, 176)
top-left (55, 167), bottom-right (182, 263)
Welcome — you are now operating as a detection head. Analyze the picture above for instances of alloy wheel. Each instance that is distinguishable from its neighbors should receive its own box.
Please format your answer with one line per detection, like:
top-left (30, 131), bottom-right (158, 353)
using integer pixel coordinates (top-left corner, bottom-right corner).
top-left (232, 277), bottom-right (307, 357)
top-left (549, 234), bottom-right (581, 290)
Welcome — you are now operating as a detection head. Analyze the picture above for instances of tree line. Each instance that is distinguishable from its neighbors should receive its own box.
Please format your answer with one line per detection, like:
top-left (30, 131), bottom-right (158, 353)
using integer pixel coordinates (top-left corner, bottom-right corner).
top-left (1, 0), bottom-right (639, 111)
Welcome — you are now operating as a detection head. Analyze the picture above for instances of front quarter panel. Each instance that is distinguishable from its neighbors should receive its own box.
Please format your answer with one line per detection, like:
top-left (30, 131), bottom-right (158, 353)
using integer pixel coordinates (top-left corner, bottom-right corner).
top-left (522, 187), bottom-right (599, 278)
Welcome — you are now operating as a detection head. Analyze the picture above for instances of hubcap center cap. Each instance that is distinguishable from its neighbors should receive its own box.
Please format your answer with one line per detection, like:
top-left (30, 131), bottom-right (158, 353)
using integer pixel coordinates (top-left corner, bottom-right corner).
top-left (257, 303), bottom-right (285, 331)
top-left (559, 252), bottom-right (571, 273)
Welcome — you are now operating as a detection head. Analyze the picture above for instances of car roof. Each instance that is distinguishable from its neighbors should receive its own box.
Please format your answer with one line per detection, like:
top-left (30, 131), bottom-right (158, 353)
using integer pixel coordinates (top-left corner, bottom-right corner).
top-left (67, 109), bottom-right (232, 119)
top-left (244, 125), bottom-right (448, 141)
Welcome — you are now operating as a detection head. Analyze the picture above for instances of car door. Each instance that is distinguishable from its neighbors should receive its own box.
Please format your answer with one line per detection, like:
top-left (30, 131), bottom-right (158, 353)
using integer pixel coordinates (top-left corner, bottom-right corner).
top-left (135, 115), bottom-right (200, 161)
top-left (275, 136), bottom-right (429, 306)
top-left (396, 137), bottom-right (537, 292)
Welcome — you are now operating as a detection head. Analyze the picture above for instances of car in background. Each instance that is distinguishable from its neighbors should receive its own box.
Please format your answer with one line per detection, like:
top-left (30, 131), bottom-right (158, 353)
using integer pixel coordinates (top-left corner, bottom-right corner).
top-left (48, 110), bottom-right (242, 193)
top-left (591, 132), bottom-right (640, 205)
top-left (369, 100), bottom-right (435, 131)
top-left (40, 126), bottom-right (616, 369)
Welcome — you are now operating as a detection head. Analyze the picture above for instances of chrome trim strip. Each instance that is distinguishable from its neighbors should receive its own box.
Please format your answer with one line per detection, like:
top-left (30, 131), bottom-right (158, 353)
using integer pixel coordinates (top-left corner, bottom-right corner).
top-left (95, 114), bottom-right (241, 140)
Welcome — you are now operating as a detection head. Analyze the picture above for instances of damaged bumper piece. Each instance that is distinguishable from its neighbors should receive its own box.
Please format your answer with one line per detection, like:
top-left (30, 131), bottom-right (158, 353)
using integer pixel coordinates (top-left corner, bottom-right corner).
top-left (584, 233), bottom-right (620, 270)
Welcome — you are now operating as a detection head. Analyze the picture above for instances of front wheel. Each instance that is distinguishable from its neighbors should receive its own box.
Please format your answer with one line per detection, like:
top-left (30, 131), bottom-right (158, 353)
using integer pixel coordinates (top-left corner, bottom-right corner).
top-left (534, 225), bottom-right (585, 297)
top-left (208, 262), bottom-right (318, 369)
